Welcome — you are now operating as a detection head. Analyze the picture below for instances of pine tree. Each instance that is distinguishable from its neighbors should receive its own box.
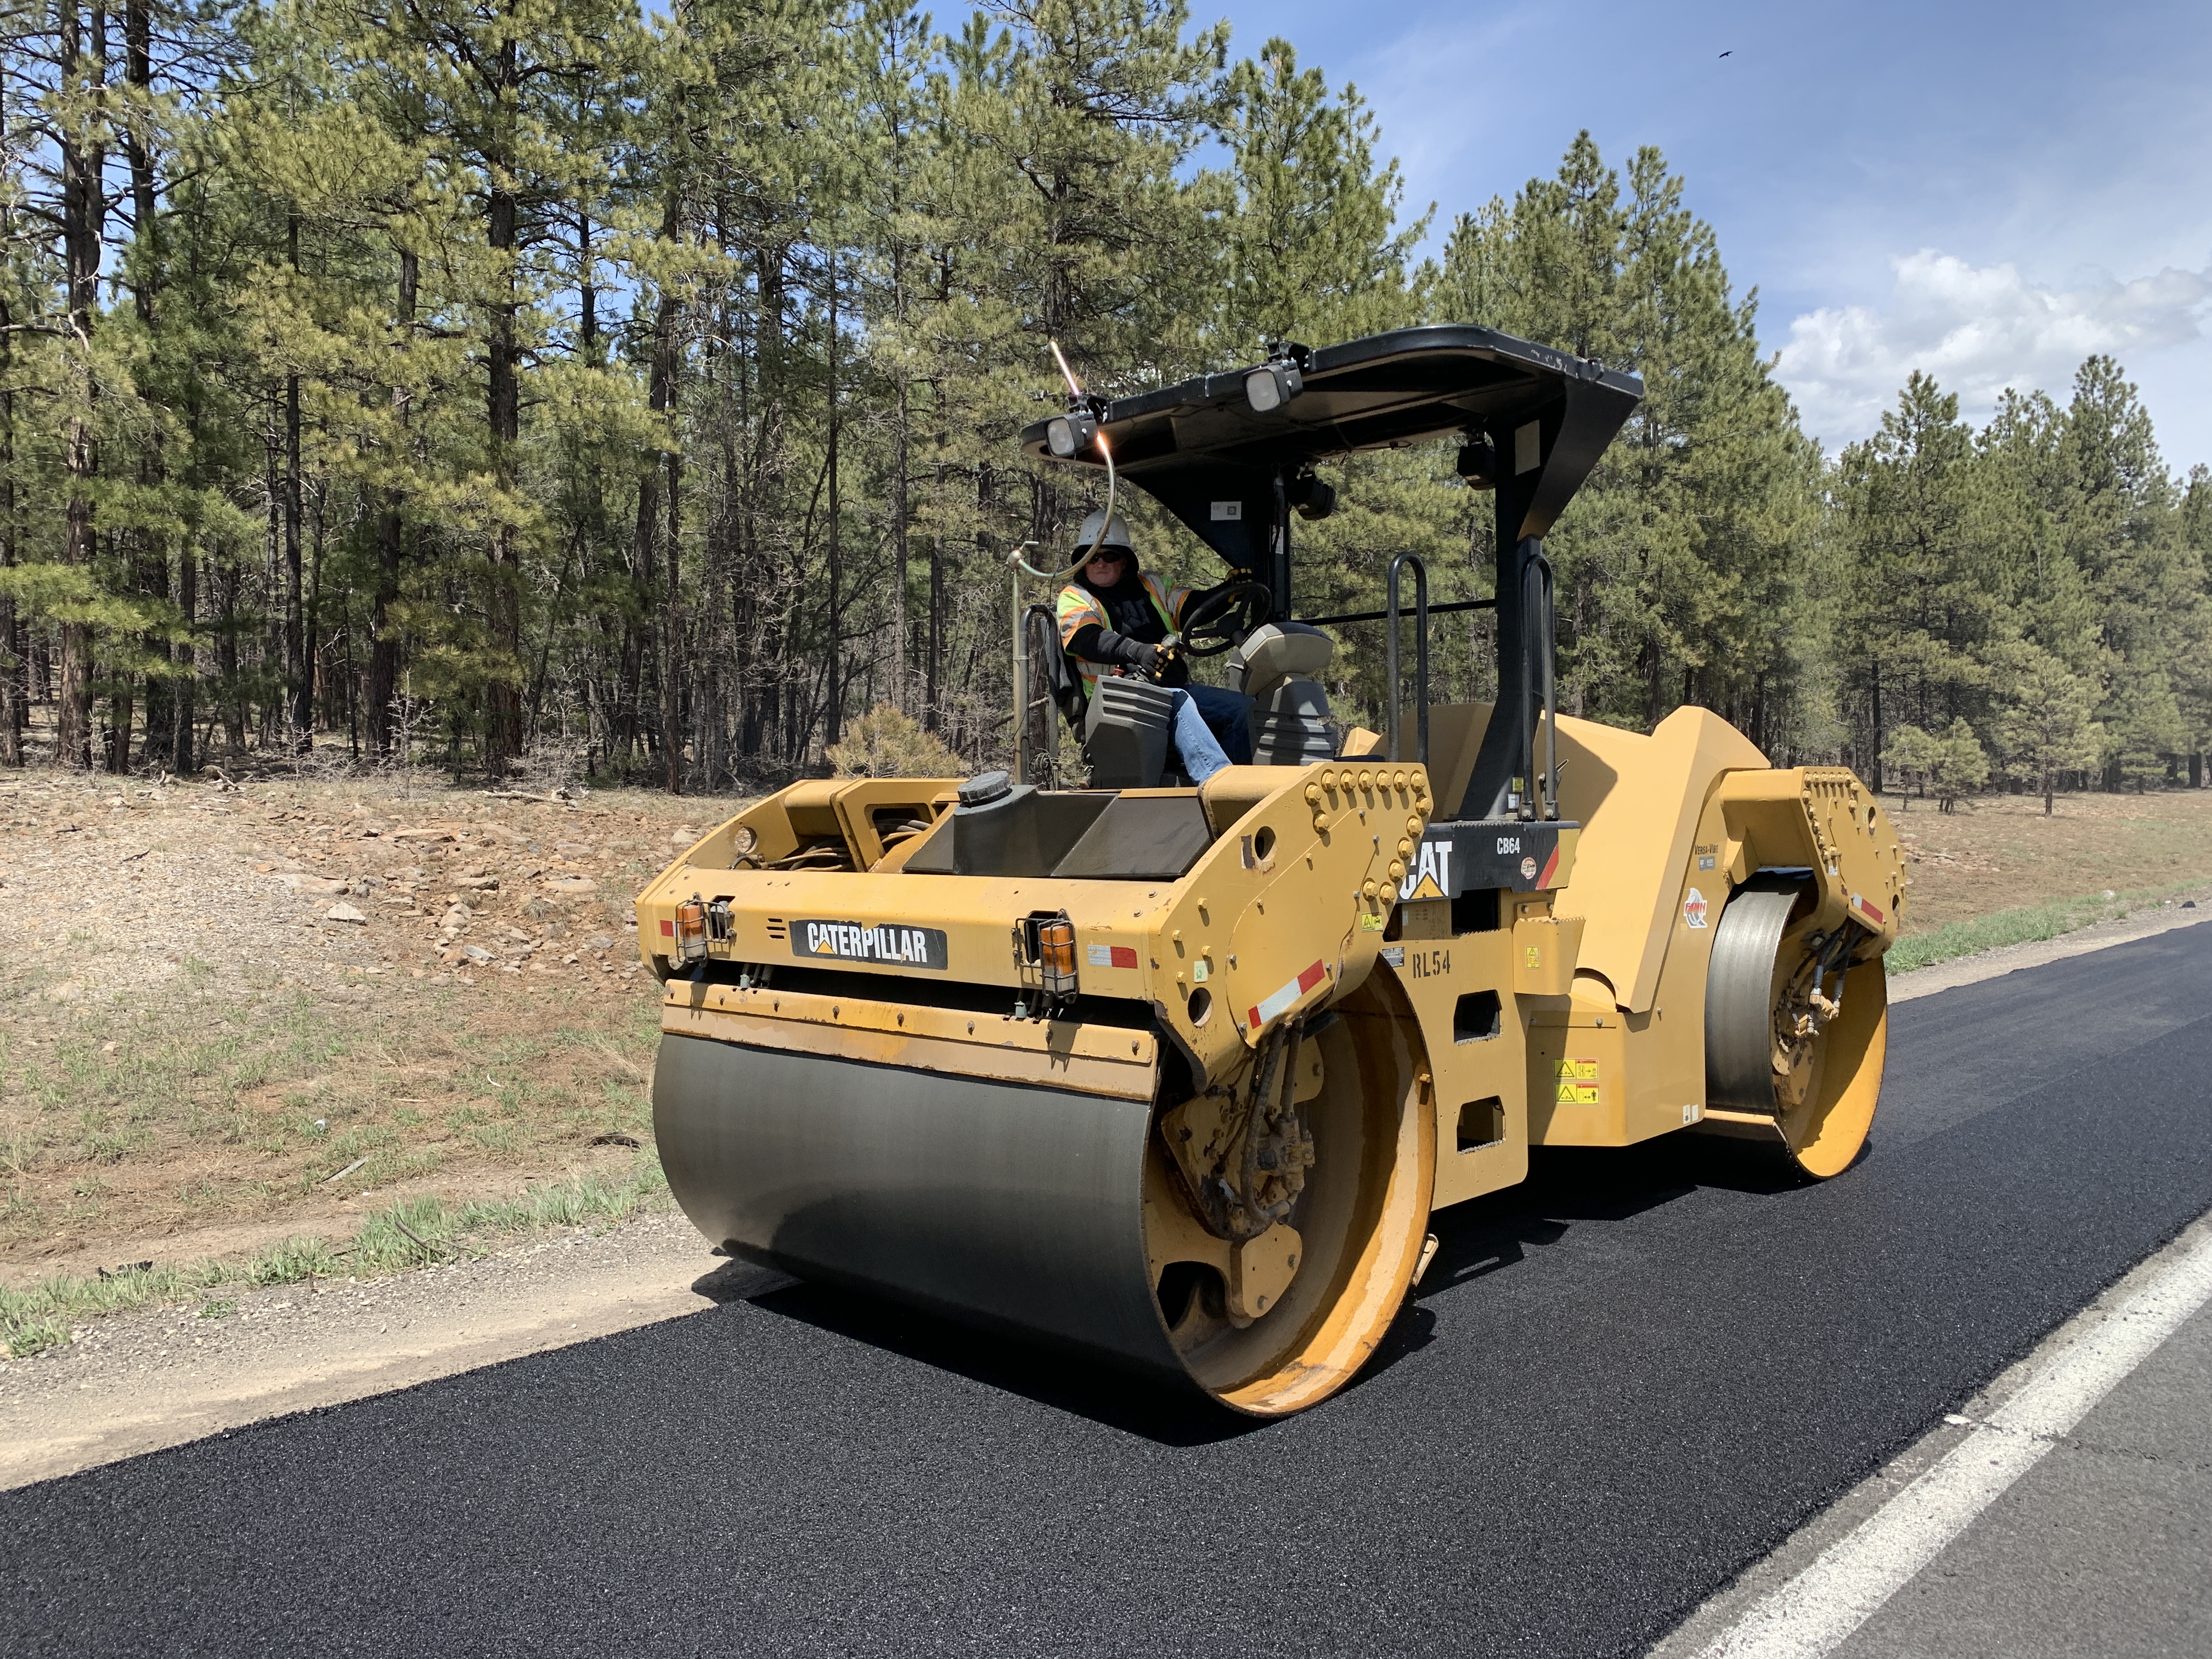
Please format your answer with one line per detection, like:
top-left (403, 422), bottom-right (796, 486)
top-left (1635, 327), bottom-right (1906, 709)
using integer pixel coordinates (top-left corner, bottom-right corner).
top-left (1833, 373), bottom-right (2010, 788)
top-left (1988, 639), bottom-right (2104, 814)
top-left (1430, 137), bottom-right (1818, 752)
top-left (0, 8), bottom-right (2202, 802)
top-left (1214, 40), bottom-right (1423, 354)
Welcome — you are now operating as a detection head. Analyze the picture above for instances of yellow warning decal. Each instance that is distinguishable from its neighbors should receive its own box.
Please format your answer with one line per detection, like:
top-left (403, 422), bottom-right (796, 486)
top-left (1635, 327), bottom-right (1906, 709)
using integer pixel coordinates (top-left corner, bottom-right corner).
top-left (1524, 945), bottom-right (1542, 968)
top-left (1551, 1057), bottom-right (1599, 1107)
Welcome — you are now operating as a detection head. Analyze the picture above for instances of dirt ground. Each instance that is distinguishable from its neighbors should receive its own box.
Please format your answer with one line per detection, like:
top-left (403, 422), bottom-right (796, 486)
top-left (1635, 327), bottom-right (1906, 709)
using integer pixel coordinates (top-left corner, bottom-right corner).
top-left (0, 767), bottom-right (713, 1289)
top-left (1888, 786), bottom-right (2212, 931)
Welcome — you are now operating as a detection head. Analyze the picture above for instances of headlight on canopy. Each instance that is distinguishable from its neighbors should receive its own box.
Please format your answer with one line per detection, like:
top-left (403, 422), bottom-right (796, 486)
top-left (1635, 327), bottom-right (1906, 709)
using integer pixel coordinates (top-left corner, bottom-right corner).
top-left (1244, 362), bottom-right (1303, 413)
top-left (1046, 413), bottom-right (1098, 458)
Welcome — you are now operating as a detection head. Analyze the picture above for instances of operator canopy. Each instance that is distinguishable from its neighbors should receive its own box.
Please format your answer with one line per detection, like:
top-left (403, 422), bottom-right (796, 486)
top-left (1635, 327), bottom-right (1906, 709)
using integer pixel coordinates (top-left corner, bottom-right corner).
top-left (1019, 324), bottom-right (1645, 573)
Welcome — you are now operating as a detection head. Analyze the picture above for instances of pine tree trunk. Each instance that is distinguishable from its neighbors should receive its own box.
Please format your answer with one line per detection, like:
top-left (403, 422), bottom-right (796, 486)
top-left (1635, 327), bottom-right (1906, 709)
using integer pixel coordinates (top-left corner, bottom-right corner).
top-left (304, 483), bottom-right (325, 735)
top-left (630, 283), bottom-right (680, 790)
top-left (0, 280), bottom-right (19, 766)
top-left (926, 523), bottom-right (942, 731)
top-left (54, 0), bottom-right (103, 771)
top-left (661, 444), bottom-right (682, 792)
top-left (219, 552), bottom-right (242, 752)
top-left (369, 249), bottom-right (416, 758)
top-left (281, 214), bottom-right (309, 749)
top-left (171, 548), bottom-right (195, 772)
top-left (125, 0), bottom-right (170, 764)
top-left (824, 255), bottom-right (841, 746)
top-left (1869, 662), bottom-right (1884, 794)
top-left (262, 450), bottom-right (283, 749)
top-left (891, 249), bottom-right (910, 714)
top-left (482, 41), bottom-right (524, 778)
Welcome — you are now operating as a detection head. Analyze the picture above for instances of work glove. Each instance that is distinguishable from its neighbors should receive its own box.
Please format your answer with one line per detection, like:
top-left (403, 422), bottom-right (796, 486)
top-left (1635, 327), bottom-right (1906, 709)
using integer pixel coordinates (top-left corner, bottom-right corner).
top-left (1097, 628), bottom-right (1158, 671)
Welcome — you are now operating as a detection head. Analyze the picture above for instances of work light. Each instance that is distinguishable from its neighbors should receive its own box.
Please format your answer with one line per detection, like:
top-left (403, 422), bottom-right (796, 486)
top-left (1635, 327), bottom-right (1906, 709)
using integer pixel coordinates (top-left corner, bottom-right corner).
top-left (1046, 413), bottom-right (1097, 458)
top-left (1244, 362), bottom-right (1303, 413)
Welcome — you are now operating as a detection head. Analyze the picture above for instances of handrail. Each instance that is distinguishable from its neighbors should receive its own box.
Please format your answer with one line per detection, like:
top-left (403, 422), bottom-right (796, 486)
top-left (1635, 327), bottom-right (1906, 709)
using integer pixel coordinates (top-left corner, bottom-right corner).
top-left (1020, 603), bottom-right (1064, 786)
top-left (1299, 596), bottom-right (1495, 627)
top-left (1508, 541), bottom-right (1561, 822)
top-left (1385, 552), bottom-right (1430, 765)
top-left (1536, 549), bottom-right (1559, 820)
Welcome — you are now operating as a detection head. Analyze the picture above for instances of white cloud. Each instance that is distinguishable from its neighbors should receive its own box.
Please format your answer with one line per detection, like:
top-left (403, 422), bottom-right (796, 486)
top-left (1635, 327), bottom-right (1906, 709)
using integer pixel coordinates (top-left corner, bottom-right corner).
top-left (1775, 250), bottom-right (2212, 447)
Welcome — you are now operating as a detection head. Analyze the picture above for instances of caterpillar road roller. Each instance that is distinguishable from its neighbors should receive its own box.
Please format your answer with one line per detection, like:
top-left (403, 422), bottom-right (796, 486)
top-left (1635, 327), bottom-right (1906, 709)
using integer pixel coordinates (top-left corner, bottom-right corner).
top-left (637, 327), bottom-right (1907, 1417)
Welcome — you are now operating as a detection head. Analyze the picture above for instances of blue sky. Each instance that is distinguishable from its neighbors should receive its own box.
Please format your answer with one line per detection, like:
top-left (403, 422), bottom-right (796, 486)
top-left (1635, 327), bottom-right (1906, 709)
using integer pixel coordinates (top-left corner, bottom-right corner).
top-left (1192, 0), bottom-right (2212, 470)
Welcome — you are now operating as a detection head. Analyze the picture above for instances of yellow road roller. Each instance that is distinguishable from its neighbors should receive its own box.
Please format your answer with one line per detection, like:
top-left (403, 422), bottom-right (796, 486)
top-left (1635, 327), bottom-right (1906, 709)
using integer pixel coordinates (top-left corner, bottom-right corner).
top-left (637, 327), bottom-right (1906, 1417)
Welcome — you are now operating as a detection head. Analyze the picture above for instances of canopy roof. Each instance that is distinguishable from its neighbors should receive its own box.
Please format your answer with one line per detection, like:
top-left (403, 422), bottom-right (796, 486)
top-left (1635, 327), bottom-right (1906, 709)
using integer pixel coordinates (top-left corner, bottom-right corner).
top-left (1019, 325), bottom-right (1645, 570)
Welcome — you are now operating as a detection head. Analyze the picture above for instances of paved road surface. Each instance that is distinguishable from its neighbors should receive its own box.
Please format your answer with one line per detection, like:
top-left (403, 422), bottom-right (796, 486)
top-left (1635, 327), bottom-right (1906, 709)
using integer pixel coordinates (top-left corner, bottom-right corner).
top-left (1827, 1285), bottom-right (2212, 1659)
top-left (9, 926), bottom-right (2212, 1657)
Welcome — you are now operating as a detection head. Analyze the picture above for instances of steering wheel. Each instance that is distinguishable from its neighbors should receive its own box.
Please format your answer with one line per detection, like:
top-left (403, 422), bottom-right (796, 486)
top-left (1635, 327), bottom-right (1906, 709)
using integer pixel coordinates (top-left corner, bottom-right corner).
top-left (1177, 581), bottom-right (1274, 657)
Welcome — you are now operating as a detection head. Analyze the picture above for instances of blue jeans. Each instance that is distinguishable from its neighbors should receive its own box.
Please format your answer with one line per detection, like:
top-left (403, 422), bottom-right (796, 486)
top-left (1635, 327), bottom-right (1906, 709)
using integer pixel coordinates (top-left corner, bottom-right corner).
top-left (1169, 684), bottom-right (1254, 783)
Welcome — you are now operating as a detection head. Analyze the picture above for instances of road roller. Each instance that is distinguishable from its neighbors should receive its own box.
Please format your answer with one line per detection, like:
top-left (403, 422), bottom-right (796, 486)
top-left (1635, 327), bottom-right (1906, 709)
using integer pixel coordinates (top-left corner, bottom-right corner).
top-left (637, 326), bottom-right (1908, 1417)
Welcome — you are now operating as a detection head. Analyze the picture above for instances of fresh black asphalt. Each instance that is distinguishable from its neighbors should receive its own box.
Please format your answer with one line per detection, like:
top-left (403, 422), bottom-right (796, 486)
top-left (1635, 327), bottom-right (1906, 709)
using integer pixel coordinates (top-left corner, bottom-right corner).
top-left (12, 923), bottom-right (2212, 1658)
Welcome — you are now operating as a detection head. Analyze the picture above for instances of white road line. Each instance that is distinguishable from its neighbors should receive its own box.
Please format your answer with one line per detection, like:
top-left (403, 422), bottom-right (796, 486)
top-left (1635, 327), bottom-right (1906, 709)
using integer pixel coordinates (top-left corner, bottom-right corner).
top-left (1696, 1226), bottom-right (2212, 1659)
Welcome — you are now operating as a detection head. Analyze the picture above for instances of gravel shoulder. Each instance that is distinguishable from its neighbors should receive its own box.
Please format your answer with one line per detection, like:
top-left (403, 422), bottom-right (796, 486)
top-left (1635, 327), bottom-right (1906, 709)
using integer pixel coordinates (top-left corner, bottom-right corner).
top-left (8, 900), bottom-right (2205, 1493)
top-left (1888, 898), bottom-right (2210, 1002)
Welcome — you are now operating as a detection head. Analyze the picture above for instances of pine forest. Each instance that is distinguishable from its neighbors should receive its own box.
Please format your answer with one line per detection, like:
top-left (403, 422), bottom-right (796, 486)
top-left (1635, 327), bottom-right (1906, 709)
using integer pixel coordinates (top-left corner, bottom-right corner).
top-left (1, 0), bottom-right (2207, 809)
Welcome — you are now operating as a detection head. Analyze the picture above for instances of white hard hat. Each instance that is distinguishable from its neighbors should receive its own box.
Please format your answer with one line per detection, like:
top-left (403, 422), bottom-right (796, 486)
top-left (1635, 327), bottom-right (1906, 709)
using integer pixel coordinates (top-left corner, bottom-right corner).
top-left (1075, 510), bottom-right (1132, 552)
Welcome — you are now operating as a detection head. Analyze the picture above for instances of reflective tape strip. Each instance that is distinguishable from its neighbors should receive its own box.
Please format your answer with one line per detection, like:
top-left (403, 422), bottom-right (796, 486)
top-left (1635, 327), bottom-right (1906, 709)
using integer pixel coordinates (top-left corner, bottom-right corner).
top-left (1248, 960), bottom-right (1326, 1031)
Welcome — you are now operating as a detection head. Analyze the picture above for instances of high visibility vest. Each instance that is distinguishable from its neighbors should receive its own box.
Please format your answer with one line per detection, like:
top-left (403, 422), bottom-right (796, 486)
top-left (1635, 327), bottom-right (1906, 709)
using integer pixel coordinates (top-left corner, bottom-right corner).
top-left (1056, 572), bottom-right (1192, 696)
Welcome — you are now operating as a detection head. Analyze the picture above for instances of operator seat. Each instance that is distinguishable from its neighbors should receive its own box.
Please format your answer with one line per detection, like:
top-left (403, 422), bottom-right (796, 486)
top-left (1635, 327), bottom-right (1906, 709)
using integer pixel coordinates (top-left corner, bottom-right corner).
top-left (1227, 622), bottom-right (1338, 764)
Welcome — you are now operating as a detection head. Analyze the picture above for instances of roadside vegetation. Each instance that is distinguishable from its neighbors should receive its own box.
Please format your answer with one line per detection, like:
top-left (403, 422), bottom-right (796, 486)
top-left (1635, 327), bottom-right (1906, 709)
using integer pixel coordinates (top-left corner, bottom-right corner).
top-left (1, 1162), bottom-right (669, 1359)
top-left (1889, 885), bottom-right (2204, 974)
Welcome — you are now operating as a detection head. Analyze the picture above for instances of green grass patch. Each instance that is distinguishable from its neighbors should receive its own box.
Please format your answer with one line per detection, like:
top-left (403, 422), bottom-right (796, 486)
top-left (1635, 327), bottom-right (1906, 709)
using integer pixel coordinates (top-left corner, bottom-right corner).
top-left (0, 1259), bottom-right (226, 1358)
top-left (0, 1157), bottom-right (670, 1359)
top-left (243, 1234), bottom-right (345, 1285)
top-left (1891, 881), bottom-right (2210, 973)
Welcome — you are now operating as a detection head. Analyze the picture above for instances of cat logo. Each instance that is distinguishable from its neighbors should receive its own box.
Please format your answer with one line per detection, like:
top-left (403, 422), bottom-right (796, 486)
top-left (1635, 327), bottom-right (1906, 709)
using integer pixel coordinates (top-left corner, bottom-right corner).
top-left (1397, 839), bottom-right (1454, 902)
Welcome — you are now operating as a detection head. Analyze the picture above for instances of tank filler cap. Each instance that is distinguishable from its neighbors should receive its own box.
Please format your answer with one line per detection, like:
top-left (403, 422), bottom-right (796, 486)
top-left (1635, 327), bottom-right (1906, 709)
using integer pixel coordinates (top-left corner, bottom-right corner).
top-left (958, 769), bottom-right (1014, 808)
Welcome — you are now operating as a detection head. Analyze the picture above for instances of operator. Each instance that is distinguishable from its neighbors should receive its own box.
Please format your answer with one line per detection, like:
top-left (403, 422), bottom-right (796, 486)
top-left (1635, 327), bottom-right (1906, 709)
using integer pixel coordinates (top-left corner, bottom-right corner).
top-left (1055, 511), bottom-right (1254, 784)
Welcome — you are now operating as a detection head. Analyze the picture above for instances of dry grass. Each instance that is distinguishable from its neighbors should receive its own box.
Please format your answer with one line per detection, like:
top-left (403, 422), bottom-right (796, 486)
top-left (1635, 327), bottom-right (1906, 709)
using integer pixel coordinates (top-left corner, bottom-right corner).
top-left (1891, 786), bottom-right (2212, 933)
top-left (0, 768), bottom-right (720, 1290)
top-left (0, 1161), bottom-right (672, 1358)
